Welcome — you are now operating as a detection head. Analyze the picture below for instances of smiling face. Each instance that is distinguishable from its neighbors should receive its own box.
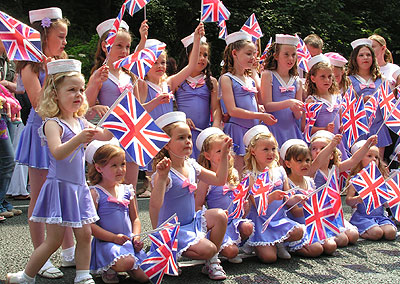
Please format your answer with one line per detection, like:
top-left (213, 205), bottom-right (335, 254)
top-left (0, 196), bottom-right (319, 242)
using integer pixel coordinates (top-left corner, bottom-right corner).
top-left (105, 31), bottom-right (131, 64)
top-left (356, 46), bottom-right (373, 72)
top-left (147, 52), bottom-right (167, 80)
top-left (311, 67), bottom-right (334, 94)
top-left (233, 41), bottom-right (256, 70)
top-left (44, 22), bottom-right (68, 57)
top-left (275, 44), bottom-right (297, 71)
top-left (56, 75), bottom-right (85, 116)
top-left (251, 137), bottom-right (278, 170)
top-left (165, 122), bottom-right (192, 158)
top-left (194, 43), bottom-right (209, 73)
top-left (96, 154), bottom-right (126, 184)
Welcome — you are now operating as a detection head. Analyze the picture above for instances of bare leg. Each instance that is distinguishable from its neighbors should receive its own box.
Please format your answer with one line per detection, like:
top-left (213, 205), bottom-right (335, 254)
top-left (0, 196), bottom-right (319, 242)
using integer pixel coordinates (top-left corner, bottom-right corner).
top-left (73, 224), bottom-right (92, 271)
top-left (125, 162), bottom-right (139, 189)
top-left (254, 245), bottom-right (277, 263)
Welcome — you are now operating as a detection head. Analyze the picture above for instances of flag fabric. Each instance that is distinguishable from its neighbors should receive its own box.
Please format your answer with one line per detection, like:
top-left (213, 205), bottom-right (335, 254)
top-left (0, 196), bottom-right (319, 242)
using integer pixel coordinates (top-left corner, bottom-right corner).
top-left (102, 90), bottom-right (170, 167)
top-left (383, 86), bottom-right (400, 135)
top-left (338, 171), bottom-right (350, 193)
top-left (124, 0), bottom-right (152, 16)
top-left (201, 0), bottom-right (231, 23)
top-left (350, 161), bottom-right (393, 215)
top-left (0, 11), bottom-right (43, 62)
top-left (303, 102), bottom-right (323, 143)
top-left (324, 167), bottom-right (345, 225)
top-left (364, 93), bottom-right (378, 128)
top-left (240, 13), bottom-right (263, 41)
top-left (104, 4), bottom-right (126, 53)
top-left (114, 43), bottom-right (166, 80)
top-left (377, 80), bottom-right (393, 120)
top-left (259, 37), bottom-right (272, 65)
top-left (228, 174), bottom-right (250, 219)
top-left (218, 20), bottom-right (227, 40)
top-left (386, 171), bottom-right (400, 222)
top-left (295, 35), bottom-right (312, 72)
top-left (250, 168), bottom-right (272, 216)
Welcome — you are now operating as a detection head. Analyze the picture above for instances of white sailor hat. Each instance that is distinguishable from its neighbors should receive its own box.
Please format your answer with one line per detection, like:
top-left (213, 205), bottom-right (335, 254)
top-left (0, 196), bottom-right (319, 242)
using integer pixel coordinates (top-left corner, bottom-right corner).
top-left (275, 34), bottom-right (299, 46)
top-left (243, 125), bottom-right (270, 147)
top-left (225, 31), bottom-right (252, 46)
top-left (308, 54), bottom-right (331, 70)
top-left (155, 111), bottom-right (186, 129)
top-left (47, 59), bottom-right (81, 75)
top-left (96, 19), bottom-right (129, 38)
top-left (324, 52), bottom-right (348, 67)
top-left (85, 138), bottom-right (121, 164)
top-left (181, 33), bottom-right (207, 48)
top-left (351, 38), bottom-right (372, 49)
top-left (350, 140), bottom-right (367, 155)
top-left (29, 7), bottom-right (62, 24)
top-left (311, 130), bottom-right (335, 141)
top-left (280, 139), bottom-right (308, 160)
top-left (145, 39), bottom-right (163, 48)
top-left (196, 127), bottom-right (224, 151)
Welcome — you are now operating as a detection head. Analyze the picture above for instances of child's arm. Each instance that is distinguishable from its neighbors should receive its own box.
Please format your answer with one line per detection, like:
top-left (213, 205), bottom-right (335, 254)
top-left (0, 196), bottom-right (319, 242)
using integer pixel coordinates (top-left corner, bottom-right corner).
top-left (309, 134), bottom-right (342, 177)
top-left (339, 135), bottom-right (378, 172)
top-left (210, 77), bottom-right (222, 128)
top-left (149, 157), bottom-right (171, 229)
top-left (84, 121), bottom-right (114, 141)
top-left (137, 79), bottom-right (171, 113)
top-left (345, 184), bottom-right (363, 207)
top-left (167, 23), bottom-right (204, 91)
top-left (195, 180), bottom-right (208, 211)
top-left (129, 194), bottom-right (144, 251)
top-left (85, 65), bottom-right (109, 106)
top-left (134, 20), bottom-right (149, 53)
top-left (283, 178), bottom-right (307, 206)
top-left (20, 64), bottom-right (46, 109)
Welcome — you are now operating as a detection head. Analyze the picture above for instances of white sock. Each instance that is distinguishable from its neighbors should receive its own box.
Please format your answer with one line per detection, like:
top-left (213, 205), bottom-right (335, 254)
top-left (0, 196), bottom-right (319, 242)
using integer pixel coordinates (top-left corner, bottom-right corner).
top-left (22, 271), bottom-right (35, 283)
top-left (61, 246), bottom-right (75, 261)
top-left (74, 270), bottom-right (92, 283)
top-left (208, 253), bottom-right (219, 264)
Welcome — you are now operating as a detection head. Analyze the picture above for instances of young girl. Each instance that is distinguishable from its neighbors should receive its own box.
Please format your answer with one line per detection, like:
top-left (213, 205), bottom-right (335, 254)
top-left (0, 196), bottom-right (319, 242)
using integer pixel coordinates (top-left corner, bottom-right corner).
top-left (14, 7), bottom-right (74, 278)
top-left (346, 141), bottom-right (397, 241)
top-left (150, 111), bottom-right (231, 280)
top-left (260, 34), bottom-right (304, 147)
top-left (7, 59), bottom-right (112, 284)
top-left (242, 125), bottom-right (306, 263)
top-left (86, 141), bottom-right (148, 283)
top-left (324, 52), bottom-right (350, 95)
top-left (220, 31), bottom-right (277, 174)
top-left (347, 38), bottom-right (391, 159)
top-left (195, 127), bottom-right (254, 264)
top-left (175, 33), bottom-right (222, 159)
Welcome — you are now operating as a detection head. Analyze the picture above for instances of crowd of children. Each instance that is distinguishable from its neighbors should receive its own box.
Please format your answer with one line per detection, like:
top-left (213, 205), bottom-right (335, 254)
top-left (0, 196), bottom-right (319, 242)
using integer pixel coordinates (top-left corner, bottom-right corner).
top-left (2, 5), bottom-right (400, 284)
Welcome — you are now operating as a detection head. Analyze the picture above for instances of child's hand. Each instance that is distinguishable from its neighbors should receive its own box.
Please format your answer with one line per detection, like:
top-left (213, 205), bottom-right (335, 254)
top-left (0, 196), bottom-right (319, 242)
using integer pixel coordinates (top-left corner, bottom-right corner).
top-left (220, 136), bottom-right (233, 155)
top-left (77, 128), bottom-right (101, 144)
top-left (86, 105), bottom-right (109, 120)
top-left (186, 118), bottom-right (196, 130)
top-left (91, 65), bottom-right (109, 86)
top-left (268, 190), bottom-right (286, 202)
top-left (289, 99), bottom-right (304, 113)
top-left (194, 22), bottom-right (205, 39)
top-left (156, 157), bottom-right (171, 178)
top-left (139, 20), bottom-right (149, 41)
top-left (113, 233), bottom-right (130, 245)
top-left (155, 93), bottom-right (171, 105)
top-left (366, 135), bottom-right (378, 147)
top-left (326, 122), bottom-right (335, 133)
top-left (292, 194), bottom-right (308, 205)
top-left (133, 238), bottom-right (144, 252)
top-left (355, 196), bottom-right (363, 205)
top-left (331, 134), bottom-right (342, 147)
top-left (260, 113), bottom-right (277, 126)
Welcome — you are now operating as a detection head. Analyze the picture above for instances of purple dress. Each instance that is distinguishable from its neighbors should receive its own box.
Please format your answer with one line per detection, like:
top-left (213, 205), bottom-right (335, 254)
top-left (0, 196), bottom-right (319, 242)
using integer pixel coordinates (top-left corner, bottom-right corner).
top-left (15, 71), bottom-right (49, 169)
top-left (90, 184), bottom-right (147, 273)
top-left (152, 159), bottom-right (207, 258)
top-left (30, 118), bottom-right (98, 227)
top-left (349, 75), bottom-right (391, 147)
top-left (219, 73), bottom-right (258, 156)
top-left (176, 78), bottom-right (211, 159)
top-left (246, 167), bottom-right (305, 247)
top-left (144, 80), bottom-right (174, 121)
top-left (267, 71), bottom-right (303, 147)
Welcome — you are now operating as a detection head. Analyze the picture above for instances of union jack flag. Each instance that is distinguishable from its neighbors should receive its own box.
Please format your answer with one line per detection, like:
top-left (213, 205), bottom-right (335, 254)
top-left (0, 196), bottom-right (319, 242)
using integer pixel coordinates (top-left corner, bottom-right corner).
top-left (364, 92), bottom-right (378, 128)
top-left (378, 80), bottom-right (393, 120)
top-left (250, 168), bottom-right (272, 216)
top-left (105, 4), bottom-right (126, 53)
top-left (218, 20), bottom-right (227, 40)
top-left (350, 161), bottom-right (393, 215)
top-left (124, 0), bottom-right (152, 16)
top-left (259, 37), bottom-right (272, 65)
top-left (114, 43), bottom-right (166, 80)
top-left (338, 171), bottom-right (349, 193)
top-left (228, 174), bottom-right (250, 219)
top-left (0, 11), bottom-right (43, 62)
top-left (383, 86), bottom-right (400, 135)
top-left (303, 102), bottom-right (323, 143)
top-left (240, 13), bottom-right (263, 42)
top-left (295, 35), bottom-right (311, 72)
top-left (324, 167), bottom-right (344, 226)
top-left (102, 90), bottom-right (170, 167)
top-left (387, 170), bottom-right (400, 222)
top-left (201, 0), bottom-right (231, 23)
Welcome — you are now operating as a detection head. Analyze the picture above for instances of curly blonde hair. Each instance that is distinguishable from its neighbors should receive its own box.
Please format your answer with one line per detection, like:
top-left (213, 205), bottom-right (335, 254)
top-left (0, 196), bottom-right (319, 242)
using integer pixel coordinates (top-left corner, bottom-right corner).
top-left (347, 45), bottom-right (381, 81)
top-left (244, 133), bottom-right (279, 174)
top-left (36, 72), bottom-right (88, 119)
top-left (262, 42), bottom-right (298, 76)
top-left (221, 39), bottom-right (254, 76)
top-left (305, 62), bottom-right (339, 97)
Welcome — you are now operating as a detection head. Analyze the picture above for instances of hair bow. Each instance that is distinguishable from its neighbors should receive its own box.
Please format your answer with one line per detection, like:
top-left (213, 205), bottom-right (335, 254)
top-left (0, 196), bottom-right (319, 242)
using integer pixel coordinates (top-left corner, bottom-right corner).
top-left (182, 179), bottom-right (197, 193)
top-left (107, 195), bottom-right (130, 208)
top-left (279, 86), bottom-right (295, 93)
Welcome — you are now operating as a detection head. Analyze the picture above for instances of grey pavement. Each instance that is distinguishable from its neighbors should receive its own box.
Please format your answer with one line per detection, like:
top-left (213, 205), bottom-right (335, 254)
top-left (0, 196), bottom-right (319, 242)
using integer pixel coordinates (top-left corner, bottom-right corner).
top-left (1, 196), bottom-right (400, 284)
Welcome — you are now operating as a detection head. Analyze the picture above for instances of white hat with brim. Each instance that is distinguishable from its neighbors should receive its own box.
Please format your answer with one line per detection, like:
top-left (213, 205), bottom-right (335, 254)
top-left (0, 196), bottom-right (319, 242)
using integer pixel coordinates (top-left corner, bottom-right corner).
top-left (196, 127), bottom-right (224, 151)
top-left (96, 19), bottom-right (129, 38)
top-left (311, 130), bottom-right (335, 142)
top-left (351, 38), bottom-right (372, 49)
top-left (280, 139), bottom-right (308, 160)
top-left (225, 31), bottom-right (252, 46)
top-left (243, 125), bottom-right (270, 147)
top-left (350, 140), bottom-right (367, 155)
top-left (85, 137), bottom-right (120, 164)
top-left (308, 54), bottom-right (331, 70)
top-left (29, 7), bottom-right (62, 24)
top-left (155, 111), bottom-right (186, 129)
top-left (275, 34), bottom-right (299, 46)
top-left (181, 33), bottom-right (207, 48)
top-left (47, 59), bottom-right (81, 75)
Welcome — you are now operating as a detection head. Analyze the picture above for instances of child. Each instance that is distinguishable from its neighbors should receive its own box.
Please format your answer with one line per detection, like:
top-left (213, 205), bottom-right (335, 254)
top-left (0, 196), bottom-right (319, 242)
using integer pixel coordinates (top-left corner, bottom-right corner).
top-left (195, 127), bottom-right (254, 264)
top-left (14, 7), bottom-right (74, 278)
top-left (85, 140), bottom-right (148, 283)
top-left (324, 52), bottom-right (350, 95)
top-left (7, 59), bottom-right (112, 284)
top-left (175, 33), bottom-right (222, 159)
top-left (220, 31), bottom-right (277, 174)
top-left (242, 125), bottom-right (306, 263)
top-left (346, 140), bottom-right (397, 241)
top-left (150, 111), bottom-right (231, 280)
top-left (261, 34), bottom-right (303, 148)
top-left (347, 38), bottom-right (391, 159)
top-left (304, 34), bottom-right (324, 57)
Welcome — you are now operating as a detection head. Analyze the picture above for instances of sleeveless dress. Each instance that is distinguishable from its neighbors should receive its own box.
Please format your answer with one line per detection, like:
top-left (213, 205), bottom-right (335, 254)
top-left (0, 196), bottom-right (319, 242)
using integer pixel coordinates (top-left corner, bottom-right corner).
top-left (144, 80), bottom-right (174, 121)
top-left (151, 159), bottom-right (207, 258)
top-left (349, 75), bottom-right (391, 147)
top-left (15, 71), bottom-right (49, 169)
top-left (176, 76), bottom-right (211, 159)
top-left (267, 71), bottom-right (303, 147)
top-left (246, 167), bottom-right (305, 247)
top-left (90, 184), bottom-right (147, 273)
top-left (219, 73), bottom-right (259, 156)
top-left (30, 118), bottom-right (98, 227)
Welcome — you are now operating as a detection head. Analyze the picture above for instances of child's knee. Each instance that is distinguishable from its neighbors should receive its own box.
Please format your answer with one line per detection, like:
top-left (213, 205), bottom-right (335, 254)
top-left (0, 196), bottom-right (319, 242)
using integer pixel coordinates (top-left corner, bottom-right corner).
top-left (221, 245), bottom-right (239, 259)
top-left (113, 256), bottom-right (136, 272)
top-left (334, 233), bottom-right (349, 247)
top-left (346, 230), bottom-right (359, 245)
top-left (363, 226), bottom-right (383, 240)
top-left (383, 226), bottom-right (397, 240)
top-left (290, 227), bottom-right (304, 241)
top-left (255, 246), bottom-right (277, 263)
top-left (308, 243), bottom-right (324, 257)
top-left (239, 222), bottom-right (254, 239)
top-left (323, 239), bottom-right (337, 255)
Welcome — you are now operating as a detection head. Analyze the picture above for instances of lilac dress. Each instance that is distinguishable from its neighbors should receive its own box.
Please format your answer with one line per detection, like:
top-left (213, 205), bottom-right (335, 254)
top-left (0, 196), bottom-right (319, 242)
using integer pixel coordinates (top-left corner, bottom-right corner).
top-left (152, 159), bottom-right (207, 258)
top-left (30, 118), bottom-right (98, 227)
top-left (15, 71), bottom-right (49, 169)
top-left (176, 78), bottom-right (211, 159)
top-left (349, 75), bottom-right (391, 147)
top-left (144, 80), bottom-right (174, 121)
top-left (267, 71), bottom-right (303, 147)
top-left (219, 73), bottom-right (259, 156)
top-left (90, 184), bottom-right (147, 273)
top-left (246, 167), bottom-right (305, 247)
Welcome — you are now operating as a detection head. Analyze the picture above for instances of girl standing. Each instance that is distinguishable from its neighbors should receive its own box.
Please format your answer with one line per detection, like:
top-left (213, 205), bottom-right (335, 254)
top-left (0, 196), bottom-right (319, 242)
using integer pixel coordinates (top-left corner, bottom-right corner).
top-left (324, 52), bottom-right (350, 96)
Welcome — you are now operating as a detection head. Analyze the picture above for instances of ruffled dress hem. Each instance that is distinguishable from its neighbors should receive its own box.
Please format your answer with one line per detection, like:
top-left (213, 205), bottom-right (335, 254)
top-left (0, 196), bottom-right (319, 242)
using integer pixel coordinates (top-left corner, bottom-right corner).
top-left (247, 223), bottom-right (303, 247)
top-left (29, 216), bottom-right (99, 228)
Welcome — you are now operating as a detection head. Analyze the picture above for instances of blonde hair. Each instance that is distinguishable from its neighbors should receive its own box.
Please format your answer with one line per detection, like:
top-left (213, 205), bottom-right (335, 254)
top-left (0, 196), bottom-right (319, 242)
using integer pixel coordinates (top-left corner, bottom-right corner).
top-left (197, 134), bottom-right (238, 186)
top-left (368, 34), bottom-right (393, 63)
top-left (244, 133), bottom-right (279, 174)
top-left (305, 62), bottom-right (339, 97)
top-left (88, 144), bottom-right (126, 185)
top-left (263, 42), bottom-right (298, 76)
top-left (36, 72), bottom-right (88, 118)
top-left (347, 45), bottom-right (381, 81)
top-left (310, 136), bottom-right (339, 169)
top-left (221, 39), bottom-right (253, 76)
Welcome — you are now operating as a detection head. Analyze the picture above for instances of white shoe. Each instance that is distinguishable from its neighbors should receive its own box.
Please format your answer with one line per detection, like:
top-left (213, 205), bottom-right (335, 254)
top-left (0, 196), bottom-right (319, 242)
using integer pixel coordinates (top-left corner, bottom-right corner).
top-left (6, 271), bottom-right (33, 284)
top-left (201, 260), bottom-right (227, 280)
top-left (228, 255), bottom-right (243, 264)
top-left (61, 258), bottom-right (76, 268)
top-left (276, 243), bottom-right (291, 259)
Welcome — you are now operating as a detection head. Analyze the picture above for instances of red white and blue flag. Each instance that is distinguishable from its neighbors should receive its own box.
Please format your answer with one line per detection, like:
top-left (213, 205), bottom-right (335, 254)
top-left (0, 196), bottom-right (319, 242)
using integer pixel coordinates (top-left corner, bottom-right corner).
top-left (303, 102), bottom-right (323, 143)
top-left (218, 20), bottom-right (227, 40)
top-left (383, 86), bottom-right (400, 135)
top-left (324, 168), bottom-right (344, 226)
top-left (124, 0), bottom-right (152, 16)
top-left (201, 0), bottom-right (230, 23)
top-left (0, 11), bottom-right (43, 62)
top-left (259, 37), bottom-right (272, 65)
top-left (296, 35), bottom-right (312, 72)
top-left (228, 174), bottom-right (250, 219)
top-left (377, 80), bottom-right (393, 120)
top-left (350, 161), bottom-right (393, 215)
top-left (102, 90), bottom-right (170, 167)
top-left (364, 93), bottom-right (378, 128)
top-left (386, 171), bottom-right (400, 222)
top-left (104, 4), bottom-right (126, 53)
top-left (240, 13), bottom-right (263, 42)
top-left (250, 168), bottom-right (272, 216)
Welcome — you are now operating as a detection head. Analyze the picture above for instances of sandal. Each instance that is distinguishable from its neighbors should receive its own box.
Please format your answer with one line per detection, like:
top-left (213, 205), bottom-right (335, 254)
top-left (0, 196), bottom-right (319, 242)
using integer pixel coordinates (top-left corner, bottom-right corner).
top-left (102, 269), bottom-right (119, 284)
top-left (138, 189), bottom-right (151, 198)
top-left (6, 271), bottom-right (30, 283)
top-left (201, 260), bottom-right (226, 280)
top-left (0, 216), bottom-right (5, 222)
top-left (74, 277), bottom-right (95, 284)
top-left (38, 263), bottom-right (63, 279)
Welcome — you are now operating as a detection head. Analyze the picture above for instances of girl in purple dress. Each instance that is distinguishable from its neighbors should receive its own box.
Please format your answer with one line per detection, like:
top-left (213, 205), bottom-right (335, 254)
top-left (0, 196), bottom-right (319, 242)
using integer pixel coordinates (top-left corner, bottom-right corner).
top-left (7, 59), bottom-right (112, 284)
top-left (87, 142), bottom-right (147, 283)
top-left (195, 127), bottom-right (254, 264)
top-left (150, 112), bottom-right (231, 280)
top-left (260, 34), bottom-right (304, 147)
